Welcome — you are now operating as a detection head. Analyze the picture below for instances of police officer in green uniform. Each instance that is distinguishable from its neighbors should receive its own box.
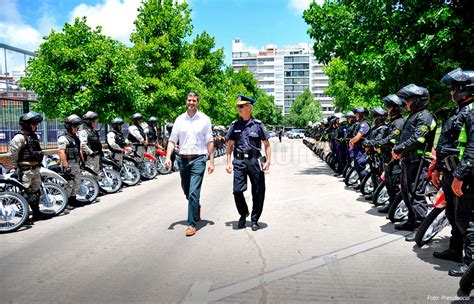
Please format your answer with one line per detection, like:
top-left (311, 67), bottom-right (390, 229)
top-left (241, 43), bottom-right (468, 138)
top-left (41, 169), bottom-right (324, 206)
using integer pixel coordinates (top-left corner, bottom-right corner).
top-left (9, 111), bottom-right (46, 221)
top-left (79, 111), bottom-right (102, 177)
top-left (145, 116), bottom-right (158, 158)
top-left (106, 117), bottom-right (127, 167)
top-left (58, 114), bottom-right (84, 207)
top-left (225, 95), bottom-right (271, 231)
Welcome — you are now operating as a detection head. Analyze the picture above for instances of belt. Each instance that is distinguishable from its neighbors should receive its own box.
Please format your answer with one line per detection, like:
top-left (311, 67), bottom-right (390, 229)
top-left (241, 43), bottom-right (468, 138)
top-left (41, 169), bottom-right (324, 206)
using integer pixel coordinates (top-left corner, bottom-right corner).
top-left (179, 154), bottom-right (205, 159)
top-left (234, 151), bottom-right (260, 160)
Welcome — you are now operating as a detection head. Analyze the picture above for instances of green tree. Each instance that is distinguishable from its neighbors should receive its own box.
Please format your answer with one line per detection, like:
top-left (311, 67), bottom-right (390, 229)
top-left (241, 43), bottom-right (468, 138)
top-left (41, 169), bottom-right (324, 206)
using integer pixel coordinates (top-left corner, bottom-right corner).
top-left (21, 17), bottom-right (144, 121)
top-left (287, 90), bottom-right (322, 128)
top-left (304, 0), bottom-right (474, 112)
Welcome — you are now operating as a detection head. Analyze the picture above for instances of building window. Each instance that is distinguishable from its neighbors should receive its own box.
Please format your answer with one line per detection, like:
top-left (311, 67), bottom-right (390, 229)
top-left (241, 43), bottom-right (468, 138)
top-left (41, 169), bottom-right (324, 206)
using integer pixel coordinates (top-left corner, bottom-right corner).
top-left (285, 71), bottom-right (309, 77)
top-left (284, 63), bottom-right (309, 70)
top-left (285, 78), bottom-right (309, 84)
top-left (284, 56), bottom-right (309, 63)
top-left (257, 58), bottom-right (274, 64)
top-left (284, 85), bottom-right (309, 91)
top-left (232, 59), bottom-right (257, 65)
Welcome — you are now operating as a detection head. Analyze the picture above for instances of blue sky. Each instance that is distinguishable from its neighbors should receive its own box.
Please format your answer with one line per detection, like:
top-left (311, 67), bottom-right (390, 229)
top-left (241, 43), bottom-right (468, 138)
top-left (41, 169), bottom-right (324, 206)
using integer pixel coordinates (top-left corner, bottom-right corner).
top-left (1, 0), bottom-right (321, 64)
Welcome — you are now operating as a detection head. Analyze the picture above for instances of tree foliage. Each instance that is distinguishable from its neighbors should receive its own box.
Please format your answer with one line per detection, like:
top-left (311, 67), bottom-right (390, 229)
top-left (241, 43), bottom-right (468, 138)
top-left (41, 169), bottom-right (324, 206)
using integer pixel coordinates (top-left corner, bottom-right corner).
top-left (21, 17), bottom-right (144, 122)
top-left (21, 0), bottom-right (280, 127)
top-left (303, 0), bottom-right (474, 112)
top-left (286, 90), bottom-right (322, 128)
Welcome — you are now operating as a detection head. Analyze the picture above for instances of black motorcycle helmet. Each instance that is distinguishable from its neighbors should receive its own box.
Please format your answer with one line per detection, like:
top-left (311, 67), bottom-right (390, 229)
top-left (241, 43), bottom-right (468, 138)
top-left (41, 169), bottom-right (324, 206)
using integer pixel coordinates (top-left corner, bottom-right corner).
top-left (82, 111), bottom-right (98, 127)
top-left (345, 111), bottom-right (355, 119)
top-left (148, 116), bottom-right (158, 125)
top-left (382, 94), bottom-right (404, 117)
top-left (353, 106), bottom-right (368, 120)
top-left (19, 111), bottom-right (43, 131)
top-left (441, 68), bottom-right (474, 107)
top-left (327, 115), bottom-right (336, 125)
top-left (64, 114), bottom-right (82, 131)
top-left (111, 117), bottom-right (124, 131)
top-left (397, 84), bottom-right (429, 112)
top-left (166, 123), bottom-right (173, 132)
top-left (371, 107), bottom-right (388, 125)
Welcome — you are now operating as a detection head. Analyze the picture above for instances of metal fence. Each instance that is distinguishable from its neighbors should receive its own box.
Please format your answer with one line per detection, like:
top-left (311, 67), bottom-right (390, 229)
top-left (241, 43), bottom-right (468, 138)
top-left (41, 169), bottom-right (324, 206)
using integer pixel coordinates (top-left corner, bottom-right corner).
top-left (0, 100), bottom-right (107, 153)
top-left (0, 99), bottom-right (138, 154)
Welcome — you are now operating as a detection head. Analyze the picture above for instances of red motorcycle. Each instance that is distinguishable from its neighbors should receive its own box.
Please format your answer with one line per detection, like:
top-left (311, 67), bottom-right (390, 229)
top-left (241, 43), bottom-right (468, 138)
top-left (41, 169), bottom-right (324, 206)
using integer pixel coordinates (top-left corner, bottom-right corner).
top-left (124, 147), bottom-right (158, 180)
top-left (155, 144), bottom-right (178, 175)
top-left (388, 149), bottom-right (438, 223)
top-left (414, 188), bottom-right (448, 247)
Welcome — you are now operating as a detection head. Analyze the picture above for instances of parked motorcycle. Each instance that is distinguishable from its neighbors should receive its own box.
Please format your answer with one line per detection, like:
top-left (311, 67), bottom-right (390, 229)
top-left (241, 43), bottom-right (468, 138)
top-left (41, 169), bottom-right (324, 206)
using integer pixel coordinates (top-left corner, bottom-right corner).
top-left (0, 165), bottom-right (29, 233)
top-left (43, 155), bottom-right (100, 204)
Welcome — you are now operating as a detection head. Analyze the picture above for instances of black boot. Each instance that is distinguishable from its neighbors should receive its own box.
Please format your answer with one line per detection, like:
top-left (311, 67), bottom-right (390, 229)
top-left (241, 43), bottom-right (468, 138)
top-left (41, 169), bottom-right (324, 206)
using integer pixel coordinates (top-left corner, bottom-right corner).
top-left (238, 213), bottom-right (248, 229)
top-left (378, 205), bottom-right (390, 213)
top-left (433, 249), bottom-right (463, 263)
top-left (405, 231), bottom-right (417, 242)
top-left (251, 222), bottom-right (260, 231)
top-left (394, 220), bottom-right (418, 231)
top-left (364, 195), bottom-right (373, 201)
top-left (68, 196), bottom-right (77, 208)
top-left (449, 264), bottom-right (470, 277)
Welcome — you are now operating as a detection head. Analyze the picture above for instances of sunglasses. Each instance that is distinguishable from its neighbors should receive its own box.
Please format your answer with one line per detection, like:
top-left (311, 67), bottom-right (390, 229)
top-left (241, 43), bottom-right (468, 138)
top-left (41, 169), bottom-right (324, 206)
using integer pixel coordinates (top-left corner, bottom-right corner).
top-left (237, 104), bottom-right (248, 109)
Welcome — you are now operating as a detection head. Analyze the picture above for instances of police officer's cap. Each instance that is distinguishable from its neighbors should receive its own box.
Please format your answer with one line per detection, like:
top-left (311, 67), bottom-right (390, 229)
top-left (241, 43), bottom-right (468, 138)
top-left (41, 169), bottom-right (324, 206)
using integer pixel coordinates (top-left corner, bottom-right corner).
top-left (132, 113), bottom-right (143, 120)
top-left (383, 94), bottom-right (403, 107)
top-left (111, 117), bottom-right (124, 125)
top-left (371, 107), bottom-right (388, 117)
top-left (83, 111), bottom-right (98, 121)
top-left (236, 94), bottom-right (256, 105)
top-left (65, 114), bottom-right (82, 126)
top-left (20, 111), bottom-right (43, 125)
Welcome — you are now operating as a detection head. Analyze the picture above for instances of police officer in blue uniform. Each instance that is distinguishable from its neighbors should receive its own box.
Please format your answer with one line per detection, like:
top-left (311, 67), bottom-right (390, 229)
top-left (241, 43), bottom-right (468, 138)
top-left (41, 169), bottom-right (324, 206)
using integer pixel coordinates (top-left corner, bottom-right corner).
top-left (226, 94), bottom-right (271, 231)
top-left (349, 106), bottom-right (371, 187)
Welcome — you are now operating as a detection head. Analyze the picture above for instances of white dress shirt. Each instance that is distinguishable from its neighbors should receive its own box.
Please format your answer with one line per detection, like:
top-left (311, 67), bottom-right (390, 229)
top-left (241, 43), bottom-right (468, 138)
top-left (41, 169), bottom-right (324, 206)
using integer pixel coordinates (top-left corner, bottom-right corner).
top-left (169, 110), bottom-right (213, 155)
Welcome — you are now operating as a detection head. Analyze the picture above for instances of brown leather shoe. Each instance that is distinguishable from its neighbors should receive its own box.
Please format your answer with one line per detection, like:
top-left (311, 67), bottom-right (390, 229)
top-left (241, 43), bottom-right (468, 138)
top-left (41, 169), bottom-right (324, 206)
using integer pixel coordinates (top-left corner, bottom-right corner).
top-left (186, 226), bottom-right (197, 237)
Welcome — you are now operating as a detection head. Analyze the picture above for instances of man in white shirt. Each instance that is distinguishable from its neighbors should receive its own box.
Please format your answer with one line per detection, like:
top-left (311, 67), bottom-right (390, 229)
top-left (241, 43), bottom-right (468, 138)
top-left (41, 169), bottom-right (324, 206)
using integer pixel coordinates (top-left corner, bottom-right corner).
top-left (165, 92), bottom-right (215, 237)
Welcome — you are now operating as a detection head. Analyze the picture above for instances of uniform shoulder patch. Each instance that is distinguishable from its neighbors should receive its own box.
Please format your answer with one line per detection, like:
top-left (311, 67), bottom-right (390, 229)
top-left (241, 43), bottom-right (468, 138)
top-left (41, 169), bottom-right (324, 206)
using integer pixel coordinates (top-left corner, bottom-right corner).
top-left (253, 119), bottom-right (262, 124)
top-left (421, 125), bottom-right (428, 132)
top-left (394, 129), bottom-right (401, 135)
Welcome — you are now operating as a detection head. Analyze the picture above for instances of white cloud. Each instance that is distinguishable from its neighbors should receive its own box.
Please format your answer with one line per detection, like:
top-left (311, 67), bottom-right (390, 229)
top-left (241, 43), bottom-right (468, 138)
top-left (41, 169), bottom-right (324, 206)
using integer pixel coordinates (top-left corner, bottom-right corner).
top-left (288, 0), bottom-right (324, 14)
top-left (68, 0), bottom-right (141, 45)
top-left (0, 0), bottom-right (45, 51)
top-left (68, 0), bottom-right (190, 45)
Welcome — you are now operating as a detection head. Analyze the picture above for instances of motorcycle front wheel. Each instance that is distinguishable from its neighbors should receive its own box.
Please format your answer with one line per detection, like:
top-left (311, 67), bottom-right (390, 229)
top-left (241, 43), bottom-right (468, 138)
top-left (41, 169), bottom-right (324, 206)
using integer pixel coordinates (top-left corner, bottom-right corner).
top-left (0, 191), bottom-right (29, 233)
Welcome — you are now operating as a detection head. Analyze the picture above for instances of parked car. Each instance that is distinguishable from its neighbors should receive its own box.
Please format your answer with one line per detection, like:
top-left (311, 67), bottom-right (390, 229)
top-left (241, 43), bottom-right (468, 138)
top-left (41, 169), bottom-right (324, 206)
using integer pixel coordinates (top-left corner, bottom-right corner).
top-left (286, 129), bottom-right (305, 139)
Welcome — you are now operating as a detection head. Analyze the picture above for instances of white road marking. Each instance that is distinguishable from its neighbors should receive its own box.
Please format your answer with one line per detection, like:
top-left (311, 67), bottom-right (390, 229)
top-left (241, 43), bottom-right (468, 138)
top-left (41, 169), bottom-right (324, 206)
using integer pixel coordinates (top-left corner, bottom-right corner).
top-left (183, 231), bottom-right (409, 303)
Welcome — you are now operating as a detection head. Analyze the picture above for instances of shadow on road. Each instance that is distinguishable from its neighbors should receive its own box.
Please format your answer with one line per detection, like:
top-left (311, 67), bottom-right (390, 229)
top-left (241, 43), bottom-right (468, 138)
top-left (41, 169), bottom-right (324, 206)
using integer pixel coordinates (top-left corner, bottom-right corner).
top-left (365, 206), bottom-right (389, 217)
top-left (225, 221), bottom-right (268, 230)
top-left (412, 236), bottom-right (458, 272)
top-left (295, 167), bottom-right (334, 176)
top-left (168, 219), bottom-right (215, 231)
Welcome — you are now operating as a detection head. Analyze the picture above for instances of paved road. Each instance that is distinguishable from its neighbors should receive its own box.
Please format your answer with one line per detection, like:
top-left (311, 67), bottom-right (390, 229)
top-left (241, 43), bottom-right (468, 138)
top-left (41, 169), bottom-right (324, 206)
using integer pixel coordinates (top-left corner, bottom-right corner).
top-left (1, 139), bottom-right (471, 303)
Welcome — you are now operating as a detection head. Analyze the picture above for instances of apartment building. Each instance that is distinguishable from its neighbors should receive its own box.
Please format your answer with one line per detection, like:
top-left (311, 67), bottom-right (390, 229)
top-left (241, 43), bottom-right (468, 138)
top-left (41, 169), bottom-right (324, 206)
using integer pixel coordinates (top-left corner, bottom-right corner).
top-left (232, 38), bottom-right (334, 117)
